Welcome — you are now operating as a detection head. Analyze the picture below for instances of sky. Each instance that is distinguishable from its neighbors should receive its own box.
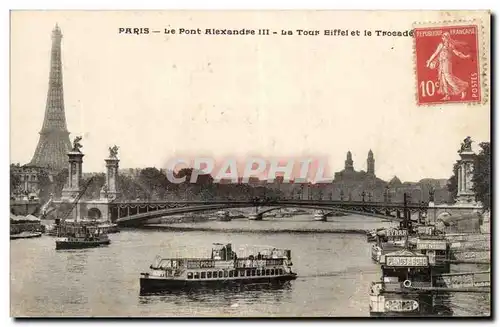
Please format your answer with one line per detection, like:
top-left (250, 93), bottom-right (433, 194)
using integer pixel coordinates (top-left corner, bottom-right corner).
top-left (10, 11), bottom-right (491, 182)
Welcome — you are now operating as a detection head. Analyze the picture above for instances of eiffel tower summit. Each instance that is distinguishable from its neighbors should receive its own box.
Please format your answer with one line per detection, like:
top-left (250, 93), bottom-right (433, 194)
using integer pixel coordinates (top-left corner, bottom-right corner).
top-left (29, 24), bottom-right (72, 171)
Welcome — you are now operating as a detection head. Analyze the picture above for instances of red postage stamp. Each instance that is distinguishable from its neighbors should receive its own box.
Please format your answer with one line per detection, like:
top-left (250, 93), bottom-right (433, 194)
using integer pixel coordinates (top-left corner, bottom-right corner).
top-left (414, 25), bottom-right (481, 105)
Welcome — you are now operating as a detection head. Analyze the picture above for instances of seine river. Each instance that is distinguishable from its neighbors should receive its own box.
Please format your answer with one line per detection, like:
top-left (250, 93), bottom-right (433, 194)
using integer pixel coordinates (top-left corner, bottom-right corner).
top-left (9, 215), bottom-right (489, 317)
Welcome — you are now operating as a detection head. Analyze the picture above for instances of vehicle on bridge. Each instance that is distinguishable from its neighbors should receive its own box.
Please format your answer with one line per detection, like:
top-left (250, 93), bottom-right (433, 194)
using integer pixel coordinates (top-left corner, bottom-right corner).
top-left (139, 243), bottom-right (297, 294)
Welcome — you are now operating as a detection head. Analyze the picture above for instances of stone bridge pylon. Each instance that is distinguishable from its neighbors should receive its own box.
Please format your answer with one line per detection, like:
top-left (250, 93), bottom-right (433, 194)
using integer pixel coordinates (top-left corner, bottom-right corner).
top-left (427, 137), bottom-right (484, 226)
top-left (54, 138), bottom-right (120, 222)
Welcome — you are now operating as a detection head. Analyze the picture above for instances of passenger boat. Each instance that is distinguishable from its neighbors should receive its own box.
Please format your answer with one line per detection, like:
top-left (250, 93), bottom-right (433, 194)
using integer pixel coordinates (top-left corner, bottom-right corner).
top-left (56, 234), bottom-right (110, 250)
top-left (313, 210), bottom-right (326, 221)
top-left (140, 243), bottom-right (297, 294)
top-left (55, 222), bottom-right (111, 250)
top-left (215, 211), bottom-right (231, 221)
top-left (248, 213), bottom-right (261, 220)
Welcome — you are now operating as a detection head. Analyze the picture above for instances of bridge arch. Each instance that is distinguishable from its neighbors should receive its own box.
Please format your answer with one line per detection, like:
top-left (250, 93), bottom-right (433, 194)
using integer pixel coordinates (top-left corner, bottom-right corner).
top-left (256, 207), bottom-right (283, 216)
top-left (87, 207), bottom-right (102, 220)
top-left (115, 201), bottom-right (410, 226)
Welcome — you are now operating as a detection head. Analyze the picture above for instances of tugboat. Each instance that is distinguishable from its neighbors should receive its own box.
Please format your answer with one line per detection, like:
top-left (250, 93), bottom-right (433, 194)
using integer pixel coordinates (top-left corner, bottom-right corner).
top-left (55, 223), bottom-right (110, 250)
top-left (54, 177), bottom-right (112, 250)
top-left (140, 243), bottom-right (297, 294)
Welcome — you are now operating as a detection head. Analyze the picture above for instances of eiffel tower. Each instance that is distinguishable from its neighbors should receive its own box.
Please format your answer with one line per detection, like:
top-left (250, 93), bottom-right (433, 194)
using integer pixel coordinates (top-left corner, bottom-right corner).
top-left (29, 24), bottom-right (72, 171)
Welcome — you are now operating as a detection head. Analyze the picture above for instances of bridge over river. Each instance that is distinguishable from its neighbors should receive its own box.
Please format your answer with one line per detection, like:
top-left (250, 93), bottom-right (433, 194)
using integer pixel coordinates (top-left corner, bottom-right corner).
top-left (110, 197), bottom-right (479, 227)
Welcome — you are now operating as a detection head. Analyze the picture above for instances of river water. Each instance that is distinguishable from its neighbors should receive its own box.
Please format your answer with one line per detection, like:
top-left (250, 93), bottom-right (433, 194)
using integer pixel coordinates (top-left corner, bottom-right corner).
top-left (9, 214), bottom-right (489, 317)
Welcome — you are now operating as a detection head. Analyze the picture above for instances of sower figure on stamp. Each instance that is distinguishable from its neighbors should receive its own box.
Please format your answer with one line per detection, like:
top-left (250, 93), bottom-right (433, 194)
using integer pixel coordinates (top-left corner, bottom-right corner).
top-left (426, 32), bottom-right (471, 101)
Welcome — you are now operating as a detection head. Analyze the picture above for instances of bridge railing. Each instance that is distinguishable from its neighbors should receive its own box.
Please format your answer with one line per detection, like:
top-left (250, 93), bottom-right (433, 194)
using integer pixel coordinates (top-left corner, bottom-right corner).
top-left (110, 198), bottom-right (485, 213)
top-left (112, 198), bottom-right (434, 224)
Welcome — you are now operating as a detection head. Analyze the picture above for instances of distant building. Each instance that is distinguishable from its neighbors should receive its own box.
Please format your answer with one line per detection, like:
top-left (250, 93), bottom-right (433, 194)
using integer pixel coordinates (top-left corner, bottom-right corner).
top-left (329, 150), bottom-right (388, 201)
top-left (334, 150), bottom-right (377, 182)
top-left (418, 178), bottom-right (449, 189)
top-left (10, 164), bottom-right (47, 199)
top-left (388, 176), bottom-right (403, 188)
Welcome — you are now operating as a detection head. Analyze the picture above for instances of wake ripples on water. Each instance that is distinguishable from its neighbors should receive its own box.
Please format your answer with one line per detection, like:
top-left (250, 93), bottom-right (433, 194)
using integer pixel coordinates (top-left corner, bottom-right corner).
top-left (11, 226), bottom-right (380, 317)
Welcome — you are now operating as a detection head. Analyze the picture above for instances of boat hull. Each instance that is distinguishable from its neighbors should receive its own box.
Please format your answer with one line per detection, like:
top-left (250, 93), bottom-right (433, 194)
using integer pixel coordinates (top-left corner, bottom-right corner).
top-left (140, 274), bottom-right (297, 294)
top-left (10, 232), bottom-right (42, 240)
top-left (55, 239), bottom-right (110, 250)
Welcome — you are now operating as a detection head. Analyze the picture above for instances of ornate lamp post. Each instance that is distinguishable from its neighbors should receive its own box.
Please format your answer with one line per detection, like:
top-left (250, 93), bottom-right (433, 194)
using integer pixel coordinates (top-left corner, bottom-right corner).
top-left (340, 189), bottom-right (344, 201)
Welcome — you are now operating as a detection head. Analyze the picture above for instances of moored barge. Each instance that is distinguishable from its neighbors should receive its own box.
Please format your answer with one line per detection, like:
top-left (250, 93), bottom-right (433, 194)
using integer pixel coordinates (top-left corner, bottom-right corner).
top-left (369, 224), bottom-right (455, 316)
top-left (140, 243), bottom-right (297, 294)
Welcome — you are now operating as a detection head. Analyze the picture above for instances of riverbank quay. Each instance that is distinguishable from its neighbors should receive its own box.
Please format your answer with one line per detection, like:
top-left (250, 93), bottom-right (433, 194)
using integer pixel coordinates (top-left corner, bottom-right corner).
top-left (138, 224), bottom-right (368, 235)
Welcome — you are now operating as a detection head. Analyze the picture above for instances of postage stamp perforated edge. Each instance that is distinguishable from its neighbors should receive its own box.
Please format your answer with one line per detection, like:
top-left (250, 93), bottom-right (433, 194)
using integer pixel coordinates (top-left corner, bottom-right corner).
top-left (411, 17), bottom-right (490, 107)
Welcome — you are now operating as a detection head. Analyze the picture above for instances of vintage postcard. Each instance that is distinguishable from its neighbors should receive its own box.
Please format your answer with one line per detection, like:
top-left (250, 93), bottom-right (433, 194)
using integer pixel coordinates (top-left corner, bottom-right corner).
top-left (10, 10), bottom-right (491, 318)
